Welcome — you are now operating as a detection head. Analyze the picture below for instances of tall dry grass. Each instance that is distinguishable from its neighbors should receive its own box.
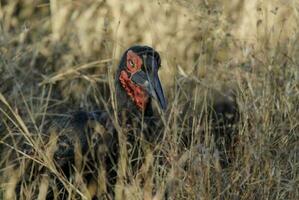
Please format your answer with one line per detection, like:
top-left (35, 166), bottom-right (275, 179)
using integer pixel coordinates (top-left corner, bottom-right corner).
top-left (0, 0), bottom-right (298, 199)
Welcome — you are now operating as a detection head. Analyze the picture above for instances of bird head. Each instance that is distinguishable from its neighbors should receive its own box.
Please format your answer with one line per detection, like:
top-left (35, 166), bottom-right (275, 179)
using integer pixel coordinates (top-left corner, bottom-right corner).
top-left (116, 46), bottom-right (167, 114)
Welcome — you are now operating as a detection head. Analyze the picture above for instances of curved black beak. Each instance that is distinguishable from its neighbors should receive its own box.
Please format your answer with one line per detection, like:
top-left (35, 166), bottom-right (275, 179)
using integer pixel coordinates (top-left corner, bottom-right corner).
top-left (131, 69), bottom-right (167, 111)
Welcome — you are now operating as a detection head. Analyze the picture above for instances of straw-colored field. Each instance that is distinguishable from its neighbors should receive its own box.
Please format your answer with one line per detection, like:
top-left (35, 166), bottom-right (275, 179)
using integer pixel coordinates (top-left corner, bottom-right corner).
top-left (0, 0), bottom-right (298, 199)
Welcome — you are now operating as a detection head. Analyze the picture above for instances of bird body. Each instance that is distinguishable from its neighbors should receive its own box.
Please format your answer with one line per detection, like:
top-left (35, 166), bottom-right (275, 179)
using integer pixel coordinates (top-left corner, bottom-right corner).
top-left (40, 45), bottom-right (166, 199)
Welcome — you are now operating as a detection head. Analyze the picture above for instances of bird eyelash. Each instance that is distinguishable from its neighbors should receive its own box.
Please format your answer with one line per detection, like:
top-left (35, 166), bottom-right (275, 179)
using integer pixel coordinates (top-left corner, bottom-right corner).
top-left (129, 59), bottom-right (135, 68)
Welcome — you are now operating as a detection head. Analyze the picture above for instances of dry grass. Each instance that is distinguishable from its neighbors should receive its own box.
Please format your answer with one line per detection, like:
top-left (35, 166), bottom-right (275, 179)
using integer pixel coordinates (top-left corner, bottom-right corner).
top-left (0, 0), bottom-right (298, 199)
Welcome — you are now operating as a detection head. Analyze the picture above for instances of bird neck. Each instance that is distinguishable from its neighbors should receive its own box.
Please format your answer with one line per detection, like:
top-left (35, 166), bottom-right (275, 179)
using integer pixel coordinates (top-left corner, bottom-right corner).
top-left (115, 77), bottom-right (153, 118)
top-left (118, 70), bottom-right (149, 111)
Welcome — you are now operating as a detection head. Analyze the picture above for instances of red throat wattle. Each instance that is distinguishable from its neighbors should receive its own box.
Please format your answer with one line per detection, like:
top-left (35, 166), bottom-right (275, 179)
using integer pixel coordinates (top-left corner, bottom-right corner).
top-left (119, 50), bottom-right (149, 111)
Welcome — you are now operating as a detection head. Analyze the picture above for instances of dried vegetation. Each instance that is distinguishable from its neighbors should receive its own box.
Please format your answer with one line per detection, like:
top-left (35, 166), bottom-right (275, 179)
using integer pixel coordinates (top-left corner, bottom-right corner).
top-left (0, 0), bottom-right (298, 199)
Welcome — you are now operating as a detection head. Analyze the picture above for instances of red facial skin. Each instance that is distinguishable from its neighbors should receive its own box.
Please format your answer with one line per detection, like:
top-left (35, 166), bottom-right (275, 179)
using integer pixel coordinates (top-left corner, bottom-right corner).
top-left (119, 50), bottom-right (149, 111)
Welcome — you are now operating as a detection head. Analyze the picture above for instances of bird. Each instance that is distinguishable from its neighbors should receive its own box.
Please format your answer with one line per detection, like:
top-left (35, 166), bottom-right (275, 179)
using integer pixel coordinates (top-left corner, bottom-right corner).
top-left (9, 45), bottom-right (167, 200)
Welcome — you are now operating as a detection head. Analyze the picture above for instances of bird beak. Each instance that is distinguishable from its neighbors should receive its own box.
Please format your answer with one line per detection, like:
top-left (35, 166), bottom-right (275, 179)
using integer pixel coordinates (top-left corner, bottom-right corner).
top-left (131, 70), bottom-right (167, 111)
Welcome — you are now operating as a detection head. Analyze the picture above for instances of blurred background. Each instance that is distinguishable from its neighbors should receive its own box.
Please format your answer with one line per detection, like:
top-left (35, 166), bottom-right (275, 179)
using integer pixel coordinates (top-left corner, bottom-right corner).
top-left (1, 0), bottom-right (298, 104)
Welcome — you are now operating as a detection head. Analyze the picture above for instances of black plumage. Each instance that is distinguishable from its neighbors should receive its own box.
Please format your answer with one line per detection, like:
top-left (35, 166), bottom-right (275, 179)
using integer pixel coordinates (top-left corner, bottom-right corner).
top-left (29, 45), bottom-right (166, 199)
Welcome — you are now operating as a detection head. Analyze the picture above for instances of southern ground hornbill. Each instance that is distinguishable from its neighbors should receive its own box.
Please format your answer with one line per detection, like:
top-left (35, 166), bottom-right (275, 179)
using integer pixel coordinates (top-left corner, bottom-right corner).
top-left (8, 45), bottom-right (167, 199)
top-left (52, 45), bottom-right (167, 199)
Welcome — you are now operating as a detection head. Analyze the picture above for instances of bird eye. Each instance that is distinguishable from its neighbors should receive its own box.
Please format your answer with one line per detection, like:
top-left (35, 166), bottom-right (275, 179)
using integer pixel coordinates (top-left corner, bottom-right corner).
top-left (129, 60), bottom-right (135, 68)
